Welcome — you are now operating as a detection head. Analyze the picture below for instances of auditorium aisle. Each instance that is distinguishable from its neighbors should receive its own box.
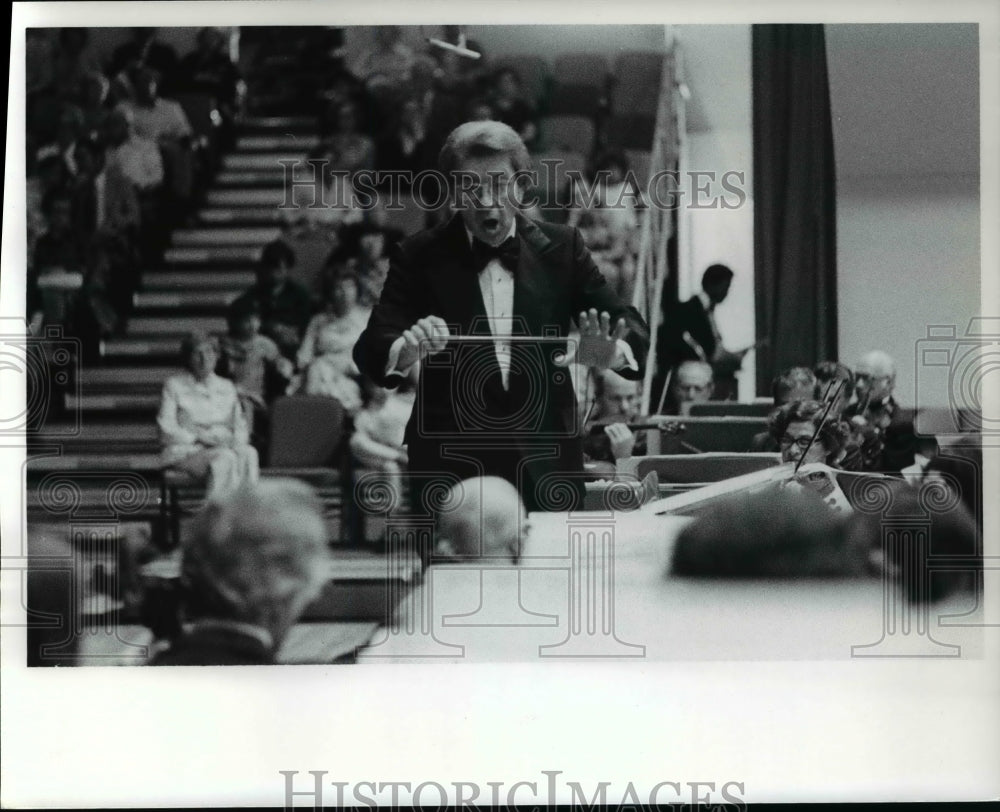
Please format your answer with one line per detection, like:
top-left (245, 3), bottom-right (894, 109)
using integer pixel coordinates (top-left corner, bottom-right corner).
top-left (26, 37), bottom-right (378, 570)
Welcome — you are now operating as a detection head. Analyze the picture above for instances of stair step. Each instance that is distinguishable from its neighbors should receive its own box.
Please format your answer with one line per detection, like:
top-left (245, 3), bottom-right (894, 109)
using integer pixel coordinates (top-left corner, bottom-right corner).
top-left (64, 393), bottom-right (162, 413)
top-left (143, 270), bottom-right (256, 290)
top-left (101, 337), bottom-right (186, 359)
top-left (236, 134), bottom-right (320, 151)
top-left (241, 116), bottom-right (317, 132)
top-left (31, 421), bottom-right (160, 453)
top-left (79, 367), bottom-right (182, 388)
top-left (206, 188), bottom-right (291, 207)
top-left (127, 315), bottom-right (228, 336)
top-left (215, 170), bottom-right (289, 187)
top-left (133, 290), bottom-right (238, 310)
top-left (163, 245), bottom-right (261, 265)
top-left (224, 152), bottom-right (307, 171)
top-left (198, 207), bottom-right (289, 226)
top-left (172, 227), bottom-right (282, 246)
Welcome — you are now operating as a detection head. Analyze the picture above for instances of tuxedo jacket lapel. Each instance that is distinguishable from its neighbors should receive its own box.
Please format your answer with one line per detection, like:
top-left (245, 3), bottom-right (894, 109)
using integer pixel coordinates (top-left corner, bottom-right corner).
top-left (425, 215), bottom-right (491, 335)
top-left (512, 213), bottom-right (558, 337)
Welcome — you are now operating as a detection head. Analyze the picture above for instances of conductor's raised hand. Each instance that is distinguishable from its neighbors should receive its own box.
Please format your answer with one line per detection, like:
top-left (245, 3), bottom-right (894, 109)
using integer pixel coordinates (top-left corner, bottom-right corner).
top-left (398, 315), bottom-right (451, 370)
top-left (555, 308), bottom-right (628, 369)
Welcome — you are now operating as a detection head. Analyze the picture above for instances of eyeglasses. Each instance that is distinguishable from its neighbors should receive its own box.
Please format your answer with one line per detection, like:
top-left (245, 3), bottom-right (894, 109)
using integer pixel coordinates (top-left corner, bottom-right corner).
top-left (779, 435), bottom-right (815, 450)
top-left (855, 373), bottom-right (890, 384)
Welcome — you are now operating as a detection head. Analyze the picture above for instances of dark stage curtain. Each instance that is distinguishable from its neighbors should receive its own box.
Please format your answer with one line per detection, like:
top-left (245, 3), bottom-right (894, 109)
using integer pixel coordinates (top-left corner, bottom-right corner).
top-left (752, 24), bottom-right (838, 394)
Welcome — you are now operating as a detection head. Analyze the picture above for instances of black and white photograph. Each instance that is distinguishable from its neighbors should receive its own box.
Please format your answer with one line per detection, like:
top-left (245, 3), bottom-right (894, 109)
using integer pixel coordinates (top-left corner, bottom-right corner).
top-left (2, 1), bottom-right (998, 807)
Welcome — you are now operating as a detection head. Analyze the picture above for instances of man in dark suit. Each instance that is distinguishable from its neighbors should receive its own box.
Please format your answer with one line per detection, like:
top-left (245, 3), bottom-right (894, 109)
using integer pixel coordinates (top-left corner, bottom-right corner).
top-left (655, 263), bottom-right (747, 403)
top-left (842, 350), bottom-right (918, 474)
top-left (353, 121), bottom-right (649, 514)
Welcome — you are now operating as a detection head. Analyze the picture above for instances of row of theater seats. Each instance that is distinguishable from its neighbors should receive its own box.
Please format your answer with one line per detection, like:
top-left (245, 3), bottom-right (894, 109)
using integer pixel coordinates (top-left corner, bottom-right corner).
top-left (507, 51), bottom-right (665, 204)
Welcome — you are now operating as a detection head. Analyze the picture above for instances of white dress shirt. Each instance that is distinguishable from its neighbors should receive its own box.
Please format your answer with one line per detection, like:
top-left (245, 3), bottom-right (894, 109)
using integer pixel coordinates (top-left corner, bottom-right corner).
top-left (386, 221), bottom-right (638, 390)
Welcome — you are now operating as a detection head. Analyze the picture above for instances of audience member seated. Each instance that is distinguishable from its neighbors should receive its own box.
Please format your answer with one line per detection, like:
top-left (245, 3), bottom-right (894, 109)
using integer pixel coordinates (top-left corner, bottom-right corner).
top-left (583, 370), bottom-right (647, 471)
top-left (26, 28), bottom-right (55, 103)
top-left (103, 106), bottom-right (166, 260)
top-left (349, 372), bottom-right (416, 477)
top-left (103, 106), bottom-right (164, 192)
top-left (72, 137), bottom-right (141, 240)
top-left (151, 478), bottom-right (329, 665)
top-left (297, 100), bottom-right (373, 228)
top-left (842, 350), bottom-right (918, 474)
top-left (33, 188), bottom-right (88, 277)
top-left (317, 69), bottom-right (369, 134)
top-left (73, 237), bottom-right (123, 356)
top-left (157, 333), bottom-right (259, 501)
top-left (334, 221), bottom-right (394, 306)
top-left (376, 94), bottom-right (435, 185)
top-left (109, 27), bottom-right (180, 98)
top-left (769, 399), bottom-right (851, 467)
top-left (36, 103), bottom-right (85, 179)
top-left (32, 189), bottom-right (89, 329)
top-left (465, 97), bottom-right (495, 123)
top-left (119, 66), bottom-right (196, 208)
top-left (432, 39), bottom-right (491, 109)
top-left (312, 100), bottom-right (376, 174)
top-left (117, 66), bottom-right (193, 147)
top-left (230, 239), bottom-right (315, 361)
top-left (26, 154), bottom-right (62, 262)
top-left (293, 270), bottom-right (368, 411)
top-left (78, 72), bottom-right (113, 143)
top-left (488, 67), bottom-right (539, 152)
top-left (175, 26), bottom-right (243, 148)
top-left (218, 299), bottom-right (294, 454)
top-left (352, 25), bottom-right (418, 92)
top-left (750, 366), bottom-right (817, 452)
top-left (50, 28), bottom-right (103, 103)
top-left (660, 360), bottom-right (714, 415)
top-left (567, 152), bottom-right (641, 300)
top-left (407, 57), bottom-right (463, 159)
top-left (433, 476), bottom-right (526, 565)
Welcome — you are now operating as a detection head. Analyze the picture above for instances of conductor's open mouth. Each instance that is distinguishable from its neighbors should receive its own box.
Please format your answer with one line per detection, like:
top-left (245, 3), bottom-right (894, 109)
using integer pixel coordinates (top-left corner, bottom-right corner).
top-left (482, 216), bottom-right (500, 230)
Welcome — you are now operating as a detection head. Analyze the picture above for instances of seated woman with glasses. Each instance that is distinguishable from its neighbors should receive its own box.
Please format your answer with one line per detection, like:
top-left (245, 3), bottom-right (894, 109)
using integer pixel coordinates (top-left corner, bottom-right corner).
top-left (768, 399), bottom-right (852, 468)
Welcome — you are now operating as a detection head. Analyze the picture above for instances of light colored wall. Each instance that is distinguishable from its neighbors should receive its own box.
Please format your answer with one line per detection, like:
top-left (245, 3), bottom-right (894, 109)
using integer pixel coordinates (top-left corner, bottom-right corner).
top-left (678, 26), bottom-right (755, 400)
top-left (466, 25), bottom-right (666, 59)
top-left (835, 175), bottom-right (980, 409)
top-left (827, 24), bottom-right (979, 409)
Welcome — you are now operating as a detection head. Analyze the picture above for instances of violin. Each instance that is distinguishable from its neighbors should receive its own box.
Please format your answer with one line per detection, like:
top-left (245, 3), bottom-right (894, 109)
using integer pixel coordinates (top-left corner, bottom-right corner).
top-left (587, 416), bottom-right (686, 437)
top-left (846, 391), bottom-right (890, 470)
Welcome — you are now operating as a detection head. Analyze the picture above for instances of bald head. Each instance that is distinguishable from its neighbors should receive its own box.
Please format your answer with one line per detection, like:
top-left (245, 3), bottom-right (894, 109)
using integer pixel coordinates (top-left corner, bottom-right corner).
top-left (855, 350), bottom-right (896, 403)
top-left (595, 370), bottom-right (640, 420)
top-left (671, 361), bottom-right (714, 409)
top-left (436, 477), bottom-right (526, 565)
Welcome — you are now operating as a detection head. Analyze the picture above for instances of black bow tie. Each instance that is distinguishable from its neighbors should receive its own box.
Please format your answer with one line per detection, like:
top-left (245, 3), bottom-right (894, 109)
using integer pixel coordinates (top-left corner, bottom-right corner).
top-left (471, 235), bottom-right (519, 272)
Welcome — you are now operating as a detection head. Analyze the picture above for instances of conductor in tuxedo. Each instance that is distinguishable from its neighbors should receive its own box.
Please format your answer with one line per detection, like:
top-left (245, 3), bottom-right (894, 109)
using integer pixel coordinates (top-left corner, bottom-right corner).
top-left (655, 263), bottom-right (746, 402)
top-left (353, 121), bottom-right (649, 514)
